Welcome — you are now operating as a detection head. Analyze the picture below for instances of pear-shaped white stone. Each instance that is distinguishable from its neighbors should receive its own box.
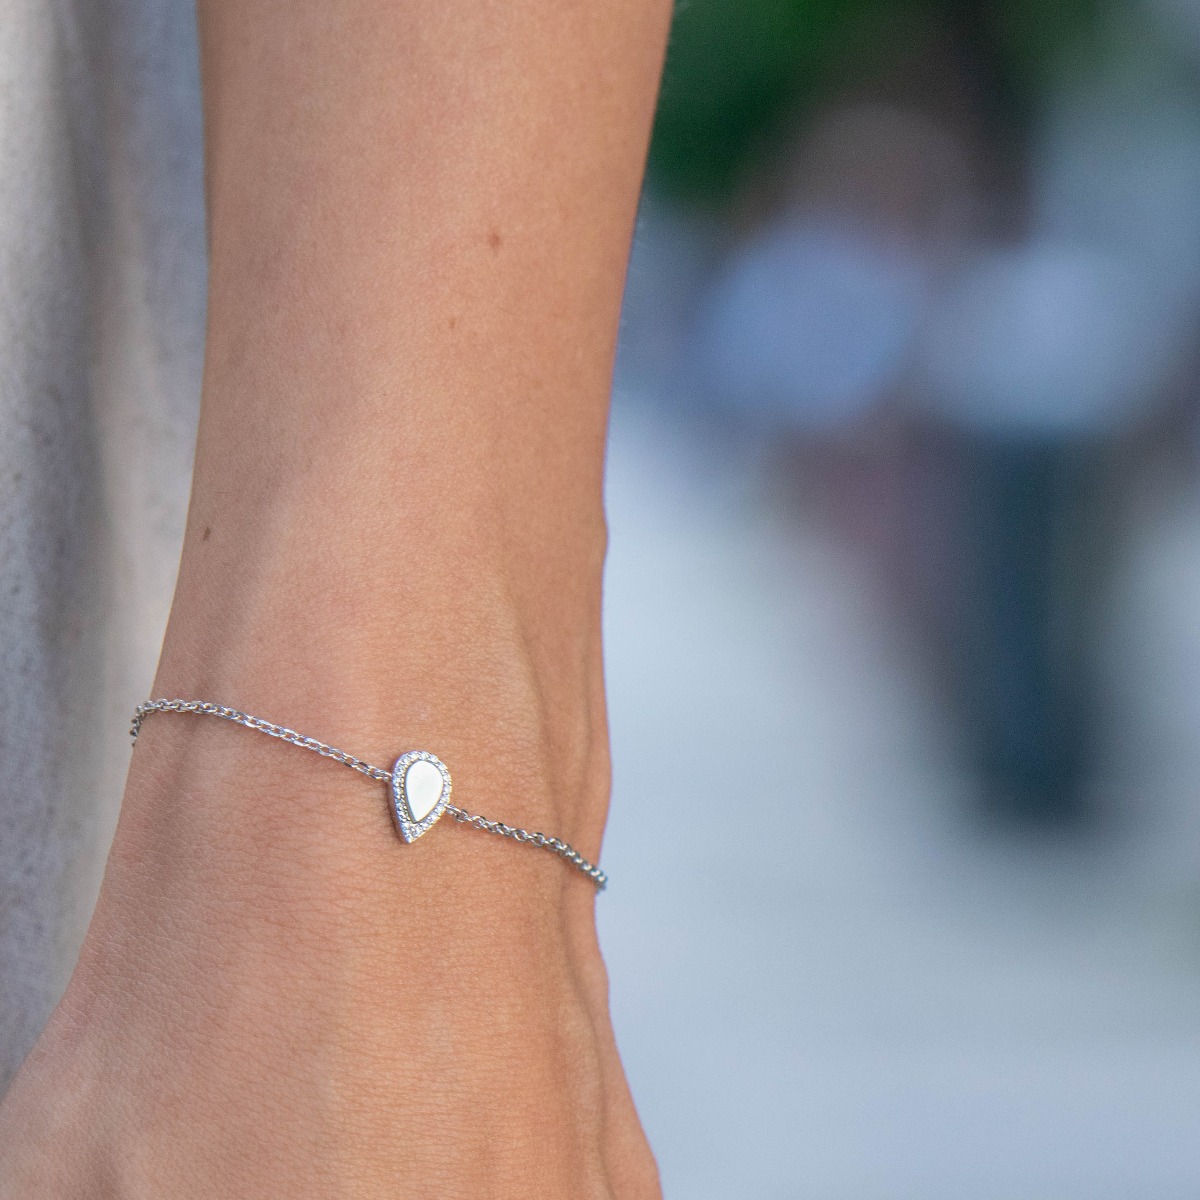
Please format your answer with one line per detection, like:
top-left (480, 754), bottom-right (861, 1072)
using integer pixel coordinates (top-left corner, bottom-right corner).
top-left (404, 758), bottom-right (444, 823)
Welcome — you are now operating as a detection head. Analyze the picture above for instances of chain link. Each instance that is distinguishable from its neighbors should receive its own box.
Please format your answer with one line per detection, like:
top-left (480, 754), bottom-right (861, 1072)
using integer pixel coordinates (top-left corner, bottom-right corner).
top-left (442, 805), bottom-right (608, 889)
top-left (131, 699), bottom-right (607, 890)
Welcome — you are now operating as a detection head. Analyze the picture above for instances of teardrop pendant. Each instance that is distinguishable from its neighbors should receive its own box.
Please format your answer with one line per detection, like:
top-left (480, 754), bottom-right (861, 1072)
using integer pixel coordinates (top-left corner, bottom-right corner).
top-left (390, 750), bottom-right (452, 842)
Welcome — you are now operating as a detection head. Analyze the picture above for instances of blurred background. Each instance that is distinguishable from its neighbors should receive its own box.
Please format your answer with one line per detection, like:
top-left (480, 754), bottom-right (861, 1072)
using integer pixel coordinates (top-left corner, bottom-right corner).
top-left (4, 0), bottom-right (1200, 1193)
top-left (600, 0), bottom-right (1200, 1193)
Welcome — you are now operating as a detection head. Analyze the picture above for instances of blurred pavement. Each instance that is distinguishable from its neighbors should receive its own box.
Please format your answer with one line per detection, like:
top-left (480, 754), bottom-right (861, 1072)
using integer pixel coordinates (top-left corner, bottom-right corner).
top-left (599, 397), bottom-right (1200, 1199)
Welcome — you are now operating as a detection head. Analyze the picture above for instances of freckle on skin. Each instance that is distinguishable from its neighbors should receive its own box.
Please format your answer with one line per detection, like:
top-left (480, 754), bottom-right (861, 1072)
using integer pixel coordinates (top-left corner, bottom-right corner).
top-left (202, 526), bottom-right (212, 541)
top-left (487, 228), bottom-right (502, 253)
top-left (448, 316), bottom-right (457, 330)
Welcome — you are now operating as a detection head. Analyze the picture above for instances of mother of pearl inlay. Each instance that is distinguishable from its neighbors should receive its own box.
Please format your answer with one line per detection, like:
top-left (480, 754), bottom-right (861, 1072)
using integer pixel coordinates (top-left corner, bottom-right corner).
top-left (404, 759), bottom-right (444, 823)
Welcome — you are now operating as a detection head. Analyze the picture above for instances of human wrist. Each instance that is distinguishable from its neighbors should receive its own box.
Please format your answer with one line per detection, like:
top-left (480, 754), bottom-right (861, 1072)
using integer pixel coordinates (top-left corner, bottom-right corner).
top-left (151, 489), bottom-right (612, 837)
top-left (47, 603), bottom-right (619, 1194)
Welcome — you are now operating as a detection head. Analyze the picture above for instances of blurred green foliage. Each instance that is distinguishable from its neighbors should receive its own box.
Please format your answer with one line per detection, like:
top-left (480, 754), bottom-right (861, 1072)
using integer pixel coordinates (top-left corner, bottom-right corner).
top-left (991, 0), bottom-right (1103, 88)
top-left (647, 0), bottom-right (1101, 205)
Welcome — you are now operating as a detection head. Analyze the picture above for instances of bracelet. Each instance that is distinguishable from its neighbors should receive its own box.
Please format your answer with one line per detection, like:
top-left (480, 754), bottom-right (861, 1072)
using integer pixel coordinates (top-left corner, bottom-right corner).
top-left (129, 699), bottom-right (607, 890)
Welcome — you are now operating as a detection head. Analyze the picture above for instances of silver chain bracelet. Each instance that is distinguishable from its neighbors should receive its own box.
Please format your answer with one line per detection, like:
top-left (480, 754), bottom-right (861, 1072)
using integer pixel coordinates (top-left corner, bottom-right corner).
top-left (130, 699), bottom-right (607, 890)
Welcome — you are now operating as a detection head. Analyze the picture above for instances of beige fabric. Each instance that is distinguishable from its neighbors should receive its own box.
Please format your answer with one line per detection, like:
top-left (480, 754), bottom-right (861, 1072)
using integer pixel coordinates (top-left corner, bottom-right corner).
top-left (0, 0), bottom-right (204, 1085)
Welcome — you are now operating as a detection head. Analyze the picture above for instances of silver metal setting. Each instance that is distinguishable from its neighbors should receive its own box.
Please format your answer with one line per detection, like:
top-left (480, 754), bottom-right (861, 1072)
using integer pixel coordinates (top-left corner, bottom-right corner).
top-left (130, 699), bottom-right (607, 889)
top-left (391, 750), bottom-right (452, 843)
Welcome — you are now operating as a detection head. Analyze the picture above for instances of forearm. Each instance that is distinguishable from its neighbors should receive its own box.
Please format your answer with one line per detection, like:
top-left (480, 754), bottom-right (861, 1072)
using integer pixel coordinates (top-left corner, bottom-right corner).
top-left (0, 2), bottom-right (671, 1195)
top-left (164, 0), bottom-right (670, 839)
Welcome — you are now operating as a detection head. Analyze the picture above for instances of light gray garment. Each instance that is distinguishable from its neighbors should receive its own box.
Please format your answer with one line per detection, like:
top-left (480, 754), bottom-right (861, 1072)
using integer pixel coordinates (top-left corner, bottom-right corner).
top-left (0, 0), bottom-right (204, 1085)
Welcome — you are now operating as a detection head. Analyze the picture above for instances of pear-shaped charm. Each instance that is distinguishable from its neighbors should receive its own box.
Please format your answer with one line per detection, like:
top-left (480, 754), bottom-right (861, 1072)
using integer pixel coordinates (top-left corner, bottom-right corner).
top-left (391, 751), bottom-right (452, 842)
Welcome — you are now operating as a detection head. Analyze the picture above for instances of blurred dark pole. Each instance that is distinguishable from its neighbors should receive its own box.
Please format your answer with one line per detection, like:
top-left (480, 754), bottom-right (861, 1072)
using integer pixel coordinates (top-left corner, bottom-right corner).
top-left (955, 439), bottom-right (1096, 824)
top-left (928, 2), bottom-right (1108, 827)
